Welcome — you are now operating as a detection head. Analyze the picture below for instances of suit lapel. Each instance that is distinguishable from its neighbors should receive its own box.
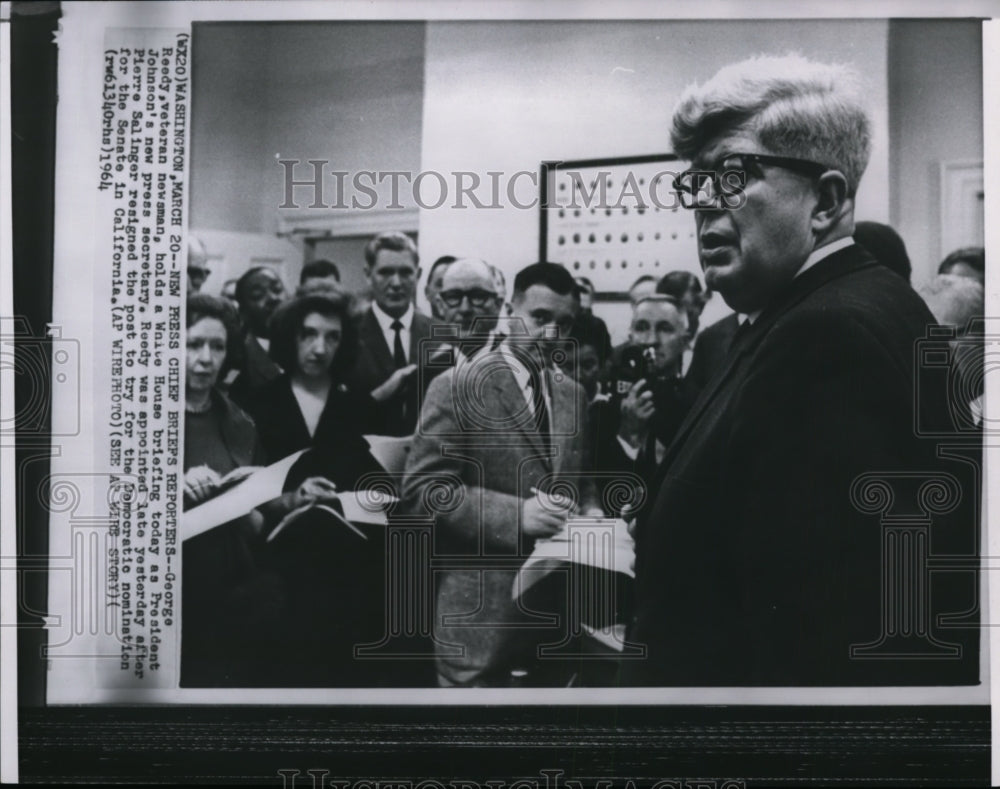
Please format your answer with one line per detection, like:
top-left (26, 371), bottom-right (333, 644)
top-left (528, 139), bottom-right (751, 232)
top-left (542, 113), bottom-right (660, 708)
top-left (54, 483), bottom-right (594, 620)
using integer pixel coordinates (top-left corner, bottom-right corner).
top-left (660, 244), bottom-right (877, 470)
top-left (408, 312), bottom-right (430, 364)
top-left (659, 327), bottom-right (755, 469)
top-left (549, 370), bottom-right (576, 473)
top-left (361, 309), bottom-right (394, 379)
top-left (488, 352), bottom-right (552, 463)
top-left (276, 377), bottom-right (313, 448)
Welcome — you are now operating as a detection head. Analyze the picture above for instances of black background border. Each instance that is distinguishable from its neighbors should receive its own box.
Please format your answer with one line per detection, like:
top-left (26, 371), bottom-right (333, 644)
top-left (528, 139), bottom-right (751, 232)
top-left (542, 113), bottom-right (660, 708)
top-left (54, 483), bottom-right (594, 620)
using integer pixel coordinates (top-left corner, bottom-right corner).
top-left (9, 3), bottom-right (990, 785)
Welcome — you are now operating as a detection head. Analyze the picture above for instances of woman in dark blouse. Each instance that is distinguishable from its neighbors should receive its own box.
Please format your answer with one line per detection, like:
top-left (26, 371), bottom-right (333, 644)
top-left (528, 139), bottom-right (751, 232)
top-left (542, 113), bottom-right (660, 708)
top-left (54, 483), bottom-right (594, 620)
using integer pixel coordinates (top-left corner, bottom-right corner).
top-left (244, 292), bottom-right (382, 490)
top-left (243, 292), bottom-right (401, 686)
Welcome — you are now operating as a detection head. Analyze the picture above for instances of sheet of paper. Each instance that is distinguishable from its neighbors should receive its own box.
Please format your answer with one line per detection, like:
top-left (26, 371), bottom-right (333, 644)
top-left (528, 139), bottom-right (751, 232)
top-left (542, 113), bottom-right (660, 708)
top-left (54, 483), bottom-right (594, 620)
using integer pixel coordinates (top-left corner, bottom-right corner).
top-left (181, 450), bottom-right (306, 541)
top-left (363, 434), bottom-right (412, 474)
top-left (515, 517), bottom-right (636, 600)
top-left (267, 502), bottom-right (369, 543)
top-left (340, 489), bottom-right (397, 526)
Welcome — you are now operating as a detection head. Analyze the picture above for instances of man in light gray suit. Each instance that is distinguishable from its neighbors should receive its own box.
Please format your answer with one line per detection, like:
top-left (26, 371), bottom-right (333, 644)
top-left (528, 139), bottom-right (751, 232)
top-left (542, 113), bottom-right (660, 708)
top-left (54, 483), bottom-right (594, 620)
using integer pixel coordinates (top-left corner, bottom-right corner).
top-left (403, 262), bottom-right (603, 687)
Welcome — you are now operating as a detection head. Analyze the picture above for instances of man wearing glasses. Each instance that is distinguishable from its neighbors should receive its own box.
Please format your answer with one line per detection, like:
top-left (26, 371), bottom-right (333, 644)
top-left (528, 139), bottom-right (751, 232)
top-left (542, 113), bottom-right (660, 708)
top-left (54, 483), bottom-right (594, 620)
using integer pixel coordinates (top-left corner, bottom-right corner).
top-left (624, 55), bottom-right (977, 686)
top-left (438, 258), bottom-right (505, 356)
top-left (419, 258), bottom-right (506, 388)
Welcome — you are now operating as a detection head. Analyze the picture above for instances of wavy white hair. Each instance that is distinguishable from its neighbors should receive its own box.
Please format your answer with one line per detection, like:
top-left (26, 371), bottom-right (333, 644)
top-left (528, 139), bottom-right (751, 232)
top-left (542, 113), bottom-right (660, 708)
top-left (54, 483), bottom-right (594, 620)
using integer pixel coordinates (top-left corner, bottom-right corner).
top-left (670, 54), bottom-right (873, 196)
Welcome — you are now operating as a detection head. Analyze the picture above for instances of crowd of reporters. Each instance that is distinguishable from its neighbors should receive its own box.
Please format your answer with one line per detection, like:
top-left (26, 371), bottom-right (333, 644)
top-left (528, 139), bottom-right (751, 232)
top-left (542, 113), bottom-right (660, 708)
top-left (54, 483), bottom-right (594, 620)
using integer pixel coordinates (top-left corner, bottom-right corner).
top-left (180, 219), bottom-right (984, 688)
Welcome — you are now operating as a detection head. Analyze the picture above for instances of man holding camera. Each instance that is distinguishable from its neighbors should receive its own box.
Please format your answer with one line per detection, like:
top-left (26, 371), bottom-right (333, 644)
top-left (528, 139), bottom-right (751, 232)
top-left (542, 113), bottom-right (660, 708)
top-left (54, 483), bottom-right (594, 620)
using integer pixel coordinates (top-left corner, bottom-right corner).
top-left (590, 295), bottom-right (694, 519)
top-left (615, 295), bottom-right (693, 463)
top-left (403, 262), bottom-right (602, 687)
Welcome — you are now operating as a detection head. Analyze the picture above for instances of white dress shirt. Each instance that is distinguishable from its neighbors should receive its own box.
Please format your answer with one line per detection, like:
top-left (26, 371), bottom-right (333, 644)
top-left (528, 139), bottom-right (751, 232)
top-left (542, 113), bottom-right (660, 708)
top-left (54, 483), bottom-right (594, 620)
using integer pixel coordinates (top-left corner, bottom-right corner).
top-left (290, 379), bottom-right (327, 438)
top-left (739, 236), bottom-right (855, 325)
top-left (371, 302), bottom-right (414, 364)
top-left (499, 341), bottom-right (553, 420)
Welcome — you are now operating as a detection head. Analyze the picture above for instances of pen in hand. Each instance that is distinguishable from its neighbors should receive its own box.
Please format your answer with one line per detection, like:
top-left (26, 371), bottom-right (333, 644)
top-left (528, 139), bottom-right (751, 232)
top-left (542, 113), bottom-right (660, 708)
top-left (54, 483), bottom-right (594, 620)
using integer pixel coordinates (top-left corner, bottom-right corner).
top-left (529, 486), bottom-right (578, 517)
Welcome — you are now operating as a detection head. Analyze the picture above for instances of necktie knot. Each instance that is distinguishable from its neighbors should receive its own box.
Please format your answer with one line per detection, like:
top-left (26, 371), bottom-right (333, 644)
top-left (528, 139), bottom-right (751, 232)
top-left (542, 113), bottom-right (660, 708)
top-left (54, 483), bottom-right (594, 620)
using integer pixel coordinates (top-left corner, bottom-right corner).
top-left (729, 319), bottom-right (753, 353)
top-left (391, 319), bottom-right (404, 332)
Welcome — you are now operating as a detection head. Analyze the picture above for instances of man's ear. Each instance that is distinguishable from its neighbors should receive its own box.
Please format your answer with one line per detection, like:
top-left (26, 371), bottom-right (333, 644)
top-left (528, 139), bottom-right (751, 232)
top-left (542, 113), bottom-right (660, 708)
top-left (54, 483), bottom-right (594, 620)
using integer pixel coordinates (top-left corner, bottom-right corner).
top-left (811, 170), bottom-right (850, 233)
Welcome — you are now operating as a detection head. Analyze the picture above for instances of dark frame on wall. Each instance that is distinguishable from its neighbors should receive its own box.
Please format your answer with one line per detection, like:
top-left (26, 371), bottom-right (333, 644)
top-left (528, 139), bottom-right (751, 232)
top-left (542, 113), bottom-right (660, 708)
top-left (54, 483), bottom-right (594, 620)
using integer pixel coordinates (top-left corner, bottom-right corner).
top-left (540, 154), bottom-right (692, 301)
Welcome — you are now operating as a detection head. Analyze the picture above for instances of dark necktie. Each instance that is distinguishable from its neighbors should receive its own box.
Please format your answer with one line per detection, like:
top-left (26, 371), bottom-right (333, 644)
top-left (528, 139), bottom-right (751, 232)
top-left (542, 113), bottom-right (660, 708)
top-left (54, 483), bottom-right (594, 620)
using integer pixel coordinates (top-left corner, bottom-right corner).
top-left (391, 319), bottom-right (406, 368)
top-left (529, 364), bottom-right (551, 445)
top-left (729, 318), bottom-right (753, 354)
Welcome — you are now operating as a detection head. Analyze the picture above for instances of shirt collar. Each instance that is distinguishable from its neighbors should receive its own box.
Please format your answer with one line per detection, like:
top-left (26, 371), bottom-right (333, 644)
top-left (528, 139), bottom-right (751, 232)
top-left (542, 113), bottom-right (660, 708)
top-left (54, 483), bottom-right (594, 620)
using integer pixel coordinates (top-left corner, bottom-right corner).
top-left (498, 339), bottom-right (555, 378)
top-left (796, 236), bottom-right (854, 280)
top-left (739, 237), bottom-right (855, 325)
top-left (372, 301), bottom-right (414, 332)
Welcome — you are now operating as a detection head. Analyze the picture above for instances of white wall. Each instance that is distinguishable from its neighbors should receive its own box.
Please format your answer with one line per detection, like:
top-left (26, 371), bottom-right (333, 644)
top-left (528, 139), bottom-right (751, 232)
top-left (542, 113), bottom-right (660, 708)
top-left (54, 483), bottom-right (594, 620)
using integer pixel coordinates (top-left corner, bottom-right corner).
top-left (888, 20), bottom-right (983, 287)
top-left (419, 20), bottom-right (891, 335)
top-left (193, 20), bottom-right (989, 342)
top-left (191, 22), bottom-right (426, 279)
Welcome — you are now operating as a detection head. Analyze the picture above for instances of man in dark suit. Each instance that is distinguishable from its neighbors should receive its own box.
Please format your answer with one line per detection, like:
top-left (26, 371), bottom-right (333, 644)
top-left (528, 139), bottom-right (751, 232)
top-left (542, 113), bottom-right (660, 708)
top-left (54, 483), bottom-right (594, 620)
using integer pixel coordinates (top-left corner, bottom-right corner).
top-left (625, 54), bottom-right (978, 686)
top-left (227, 266), bottom-right (288, 406)
top-left (404, 262), bottom-right (603, 686)
top-left (348, 231), bottom-right (433, 436)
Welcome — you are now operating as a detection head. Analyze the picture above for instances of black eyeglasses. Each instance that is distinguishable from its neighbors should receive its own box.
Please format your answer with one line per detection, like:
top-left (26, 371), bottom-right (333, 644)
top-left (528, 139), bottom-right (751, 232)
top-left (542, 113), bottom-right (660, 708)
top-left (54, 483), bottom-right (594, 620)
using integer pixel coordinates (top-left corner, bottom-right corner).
top-left (439, 289), bottom-right (498, 308)
top-left (673, 153), bottom-right (831, 209)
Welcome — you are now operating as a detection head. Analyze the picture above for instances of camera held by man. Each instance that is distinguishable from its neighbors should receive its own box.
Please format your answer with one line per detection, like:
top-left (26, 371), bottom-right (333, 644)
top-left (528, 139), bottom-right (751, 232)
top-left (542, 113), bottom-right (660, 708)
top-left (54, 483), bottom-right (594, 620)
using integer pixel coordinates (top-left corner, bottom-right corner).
top-left (589, 294), bottom-right (694, 520)
top-left (612, 295), bottom-right (693, 463)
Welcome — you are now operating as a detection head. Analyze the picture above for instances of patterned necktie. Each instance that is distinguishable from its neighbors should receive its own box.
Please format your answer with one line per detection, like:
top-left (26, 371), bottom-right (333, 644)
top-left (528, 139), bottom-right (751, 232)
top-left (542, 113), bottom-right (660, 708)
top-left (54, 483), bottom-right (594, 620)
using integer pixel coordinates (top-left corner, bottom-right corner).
top-left (391, 319), bottom-right (406, 368)
top-left (529, 364), bottom-right (551, 445)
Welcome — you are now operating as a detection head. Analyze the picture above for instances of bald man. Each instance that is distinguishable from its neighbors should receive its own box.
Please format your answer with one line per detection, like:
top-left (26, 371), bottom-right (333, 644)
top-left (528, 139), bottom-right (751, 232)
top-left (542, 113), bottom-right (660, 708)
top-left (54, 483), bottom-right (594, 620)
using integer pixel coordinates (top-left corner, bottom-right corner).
top-left (421, 258), bottom-right (506, 389)
top-left (440, 259), bottom-right (504, 344)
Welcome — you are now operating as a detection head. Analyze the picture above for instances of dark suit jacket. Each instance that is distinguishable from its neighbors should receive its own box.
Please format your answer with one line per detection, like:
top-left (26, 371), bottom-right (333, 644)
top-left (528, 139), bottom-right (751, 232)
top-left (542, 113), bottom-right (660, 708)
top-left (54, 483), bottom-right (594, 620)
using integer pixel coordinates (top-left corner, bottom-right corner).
top-left (228, 333), bottom-right (283, 409)
top-left (624, 244), bottom-right (979, 686)
top-left (684, 313), bottom-right (740, 394)
top-left (403, 349), bottom-right (597, 686)
top-left (347, 308), bottom-right (434, 436)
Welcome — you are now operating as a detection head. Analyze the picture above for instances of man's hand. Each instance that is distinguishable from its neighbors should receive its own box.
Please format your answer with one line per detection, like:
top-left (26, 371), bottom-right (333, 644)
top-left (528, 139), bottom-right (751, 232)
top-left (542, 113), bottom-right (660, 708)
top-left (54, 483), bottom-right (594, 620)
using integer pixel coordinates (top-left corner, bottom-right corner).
top-left (290, 476), bottom-right (340, 509)
top-left (371, 363), bottom-right (418, 402)
top-left (522, 492), bottom-right (571, 538)
top-left (618, 378), bottom-right (655, 449)
top-left (184, 465), bottom-right (222, 506)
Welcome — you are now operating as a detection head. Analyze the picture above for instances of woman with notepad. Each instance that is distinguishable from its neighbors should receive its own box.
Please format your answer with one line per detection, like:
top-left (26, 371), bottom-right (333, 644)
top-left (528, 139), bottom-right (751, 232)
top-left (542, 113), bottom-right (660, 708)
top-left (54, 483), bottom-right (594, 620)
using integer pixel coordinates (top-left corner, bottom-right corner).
top-left (181, 294), bottom-right (353, 687)
top-left (241, 292), bottom-right (395, 687)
